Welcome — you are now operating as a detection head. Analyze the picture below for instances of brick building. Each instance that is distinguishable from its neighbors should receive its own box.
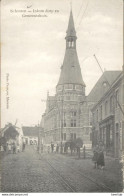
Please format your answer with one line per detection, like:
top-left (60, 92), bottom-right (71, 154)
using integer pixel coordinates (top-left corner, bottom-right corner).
top-left (88, 71), bottom-right (123, 158)
top-left (41, 10), bottom-right (91, 147)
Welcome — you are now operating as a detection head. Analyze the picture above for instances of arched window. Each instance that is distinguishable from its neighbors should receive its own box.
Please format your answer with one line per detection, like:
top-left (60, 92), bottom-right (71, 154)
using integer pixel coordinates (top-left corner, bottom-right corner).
top-left (105, 100), bottom-right (108, 115)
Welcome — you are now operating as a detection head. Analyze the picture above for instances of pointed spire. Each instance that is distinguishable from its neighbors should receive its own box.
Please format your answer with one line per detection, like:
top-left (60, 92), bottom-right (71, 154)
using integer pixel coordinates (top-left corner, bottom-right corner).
top-left (66, 10), bottom-right (76, 38)
top-left (57, 9), bottom-right (85, 87)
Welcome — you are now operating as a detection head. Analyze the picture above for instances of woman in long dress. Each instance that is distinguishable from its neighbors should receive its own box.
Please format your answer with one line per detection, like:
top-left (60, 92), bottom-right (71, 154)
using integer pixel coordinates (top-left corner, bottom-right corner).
top-left (92, 145), bottom-right (99, 169)
top-left (97, 149), bottom-right (105, 169)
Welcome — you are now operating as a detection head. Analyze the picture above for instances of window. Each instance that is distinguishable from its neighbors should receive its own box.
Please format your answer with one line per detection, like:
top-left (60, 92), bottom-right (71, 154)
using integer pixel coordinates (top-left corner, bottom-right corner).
top-left (70, 133), bottom-right (76, 140)
top-left (63, 112), bottom-right (66, 127)
top-left (64, 133), bottom-right (66, 141)
top-left (70, 111), bottom-right (77, 127)
top-left (68, 84), bottom-right (73, 89)
top-left (96, 109), bottom-right (98, 122)
top-left (92, 112), bottom-right (95, 122)
top-left (110, 96), bottom-right (113, 112)
top-left (75, 85), bottom-right (82, 91)
top-left (115, 90), bottom-right (119, 108)
top-left (71, 119), bottom-right (76, 127)
top-left (61, 133), bottom-right (66, 141)
top-left (64, 84), bottom-right (73, 90)
top-left (61, 133), bottom-right (63, 140)
top-left (103, 82), bottom-right (107, 87)
top-left (73, 85), bottom-right (75, 89)
top-left (100, 105), bottom-right (102, 120)
top-left (63, 120), bottom-right (66, 127)
top-left (85, 128), bottom-right (89, 135)
top-left (71, 133), bottom-right (73, 140)
top-left (71, 111), bottom-right (77, 117)
top-left (105, 101), bottom-right (108, 115)
top-left (64, 84), bottom-right (68, 89)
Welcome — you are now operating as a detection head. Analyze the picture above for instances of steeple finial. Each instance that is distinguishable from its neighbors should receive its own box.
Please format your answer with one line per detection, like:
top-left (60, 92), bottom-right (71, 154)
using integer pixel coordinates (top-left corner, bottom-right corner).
top-left (66, 8), bottom-right (76, 38)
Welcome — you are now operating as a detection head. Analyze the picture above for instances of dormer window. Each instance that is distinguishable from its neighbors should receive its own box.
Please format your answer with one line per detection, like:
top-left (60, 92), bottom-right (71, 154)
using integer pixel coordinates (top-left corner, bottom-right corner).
top-left (103, 82), bottom-right (107, 87)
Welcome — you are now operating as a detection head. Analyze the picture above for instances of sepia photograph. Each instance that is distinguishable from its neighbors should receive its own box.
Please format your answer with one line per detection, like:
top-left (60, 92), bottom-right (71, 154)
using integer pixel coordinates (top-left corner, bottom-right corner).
top-left (1, 0), bottom-right (123, 194)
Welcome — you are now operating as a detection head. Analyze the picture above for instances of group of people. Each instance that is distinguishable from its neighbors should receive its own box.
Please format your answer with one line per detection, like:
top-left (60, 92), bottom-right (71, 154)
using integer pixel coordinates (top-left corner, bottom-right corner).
top-left (2, 142), bottom-right (26, 154)
top-left (92, 144), bottom-right (105, 169)
top-left (6, 142), bottom-right (18, 154)
top-left (47, 143), bottom-right (59, 153)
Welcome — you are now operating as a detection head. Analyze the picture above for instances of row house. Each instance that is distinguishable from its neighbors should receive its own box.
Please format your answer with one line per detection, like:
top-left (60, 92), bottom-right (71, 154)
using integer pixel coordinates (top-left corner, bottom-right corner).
top-left (88, 71), bottom-right (123, 158)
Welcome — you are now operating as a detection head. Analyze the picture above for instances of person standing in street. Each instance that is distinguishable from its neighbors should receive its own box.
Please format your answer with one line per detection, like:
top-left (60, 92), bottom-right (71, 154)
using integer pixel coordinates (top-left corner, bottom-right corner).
top-left (22, 142), bottom-right (26, 152)
top-left (8, 143), bottom-right (12, 154)
top-left (48, 146), bottom-right (50, 153)
top-left (51, 142), bottom-right (54, 153)
top-left (92, 145), bottom-right (99, 169)
top-left (56, 144), bottom-right (59, 153)
top-left (97, 145), bottom-right (105, 169)
top-left (12, 142), bottom-right (16, 154)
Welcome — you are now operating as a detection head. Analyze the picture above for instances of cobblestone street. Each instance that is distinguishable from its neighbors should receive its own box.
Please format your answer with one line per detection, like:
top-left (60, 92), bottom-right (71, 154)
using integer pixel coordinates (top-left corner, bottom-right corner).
top-left (1, 145), bottom-right (123, 192)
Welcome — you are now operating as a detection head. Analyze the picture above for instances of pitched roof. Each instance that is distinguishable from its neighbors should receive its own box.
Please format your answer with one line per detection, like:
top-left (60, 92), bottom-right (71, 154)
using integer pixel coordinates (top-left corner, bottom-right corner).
top-left (87, 71), bottom-right (122, 102)
top-left (58, 49), bottom-right (85, 86)
top-left (66, 10), bottom-right (76, 37)
top-left (4, 126), bottom-right (19, 140)
top-left (1, 125), bottom-right (19, 140)
top-left (22, 126), bottom-right (39, 137)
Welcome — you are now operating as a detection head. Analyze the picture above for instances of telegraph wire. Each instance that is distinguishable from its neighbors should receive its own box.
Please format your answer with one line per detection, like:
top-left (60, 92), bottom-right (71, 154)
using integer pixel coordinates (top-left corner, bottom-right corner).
top-left (76, 0), bottom-right (90, 30)
top-left (93, 54), bottom-right (124, 116)
top-left (75, 0), bottom-right (85, 24)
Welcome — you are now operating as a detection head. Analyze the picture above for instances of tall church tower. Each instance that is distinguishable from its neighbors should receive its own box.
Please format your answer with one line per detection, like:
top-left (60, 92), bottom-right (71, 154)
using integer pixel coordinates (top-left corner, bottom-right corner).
top-left (55, 10), bottom-right (87, 142)
top-left (57, 10), bottom-right (85, 92)
top-left (42, 10), bottom-right (90, 145)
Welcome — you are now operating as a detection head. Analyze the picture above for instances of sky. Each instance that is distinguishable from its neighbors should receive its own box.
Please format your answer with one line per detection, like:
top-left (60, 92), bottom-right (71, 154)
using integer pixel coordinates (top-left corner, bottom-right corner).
top-left (1, 0), bottom-right (123, 127)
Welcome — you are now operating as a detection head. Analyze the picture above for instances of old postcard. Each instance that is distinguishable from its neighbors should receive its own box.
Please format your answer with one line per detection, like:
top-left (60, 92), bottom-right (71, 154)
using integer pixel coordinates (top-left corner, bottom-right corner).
top-left (1, 0), bottom-right (123, 194)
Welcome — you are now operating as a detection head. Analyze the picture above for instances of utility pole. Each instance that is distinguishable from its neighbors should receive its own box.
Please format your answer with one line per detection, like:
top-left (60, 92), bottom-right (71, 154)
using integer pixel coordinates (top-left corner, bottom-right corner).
top-left (60, 89), bottom-right (64, 154)
top-left (122, 0), bottom-right (124, 154)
